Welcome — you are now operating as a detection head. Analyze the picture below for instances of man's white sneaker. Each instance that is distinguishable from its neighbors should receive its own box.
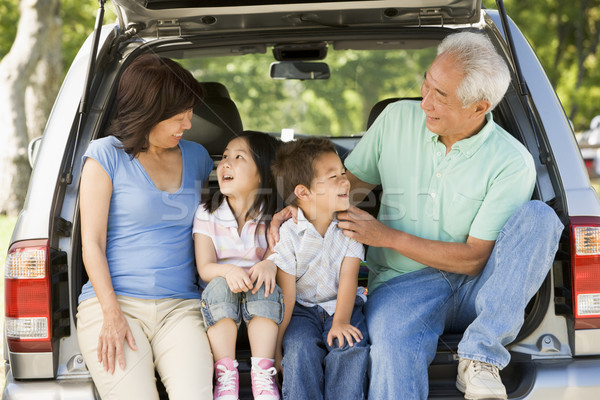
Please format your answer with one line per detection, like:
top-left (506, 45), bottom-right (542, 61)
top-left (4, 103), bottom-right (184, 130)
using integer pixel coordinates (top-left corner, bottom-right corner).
top-left (456, 358), bottom-right (507, 400)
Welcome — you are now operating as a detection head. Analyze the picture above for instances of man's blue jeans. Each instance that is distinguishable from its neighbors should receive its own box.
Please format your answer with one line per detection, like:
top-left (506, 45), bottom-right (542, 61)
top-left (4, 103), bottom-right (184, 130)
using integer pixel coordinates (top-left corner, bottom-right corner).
top-left (365, 200), bottom-right (564, 399)
top-left (281, 296), bottom-right (369, 400)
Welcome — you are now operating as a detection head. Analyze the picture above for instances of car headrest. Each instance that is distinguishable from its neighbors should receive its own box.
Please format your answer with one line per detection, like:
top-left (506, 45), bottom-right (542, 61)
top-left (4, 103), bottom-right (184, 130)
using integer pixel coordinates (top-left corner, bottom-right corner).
top-left (366, 97), bottom-right (422, 130)
top-left (201, 82), bottom-right (231, 99)
top-left (186, 82), bottom-right (243, 157)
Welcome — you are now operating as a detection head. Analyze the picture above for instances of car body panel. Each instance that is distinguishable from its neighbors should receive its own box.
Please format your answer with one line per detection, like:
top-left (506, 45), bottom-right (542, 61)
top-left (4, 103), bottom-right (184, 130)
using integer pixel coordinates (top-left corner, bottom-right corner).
top-left (3, 370), bottom-right (98, 399)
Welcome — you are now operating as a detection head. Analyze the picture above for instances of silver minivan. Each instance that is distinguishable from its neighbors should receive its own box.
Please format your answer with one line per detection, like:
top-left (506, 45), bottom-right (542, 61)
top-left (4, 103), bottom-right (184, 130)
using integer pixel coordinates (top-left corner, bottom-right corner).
top-left (4, 1), bottom-right (600, 398)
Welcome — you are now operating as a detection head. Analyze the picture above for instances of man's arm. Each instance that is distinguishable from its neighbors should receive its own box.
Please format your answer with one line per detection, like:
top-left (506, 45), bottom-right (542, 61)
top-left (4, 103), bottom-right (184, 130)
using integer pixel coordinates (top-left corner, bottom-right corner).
top-left (337, 206), bottom-right (494, 276)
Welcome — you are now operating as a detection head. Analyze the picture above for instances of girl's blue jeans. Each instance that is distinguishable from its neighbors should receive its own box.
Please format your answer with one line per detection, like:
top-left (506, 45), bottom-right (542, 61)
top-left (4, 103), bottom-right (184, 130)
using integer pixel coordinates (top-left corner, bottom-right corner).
top-left (281, 296), bottom-right (369, 400)
top-left (365, 200), bottom-right (564, 400)
top-left (201, 277), bottom-right (284, 328)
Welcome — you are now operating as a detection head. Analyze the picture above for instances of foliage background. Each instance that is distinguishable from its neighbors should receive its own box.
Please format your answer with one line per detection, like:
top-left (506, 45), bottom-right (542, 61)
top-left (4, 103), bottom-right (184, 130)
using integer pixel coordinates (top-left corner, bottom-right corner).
top-left (181, 48), bottom-right (436, 137)
top-left (502, 0), bottom-right (600, 130)
top-left (0, 0), bottom-right (115, 79)
top-left (0, 0), bottom-right (598, 131)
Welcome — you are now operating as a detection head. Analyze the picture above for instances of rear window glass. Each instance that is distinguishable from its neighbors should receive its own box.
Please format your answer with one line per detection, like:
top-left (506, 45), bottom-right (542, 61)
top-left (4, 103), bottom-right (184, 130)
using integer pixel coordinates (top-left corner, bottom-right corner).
top-left (179, 45), bottom-right (437, 137)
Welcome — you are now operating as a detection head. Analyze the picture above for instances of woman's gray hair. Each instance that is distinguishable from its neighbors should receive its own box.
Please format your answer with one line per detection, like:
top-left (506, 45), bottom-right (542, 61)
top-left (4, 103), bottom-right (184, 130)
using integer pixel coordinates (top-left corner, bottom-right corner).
top-left (437, 32), bottom-right (511, 111)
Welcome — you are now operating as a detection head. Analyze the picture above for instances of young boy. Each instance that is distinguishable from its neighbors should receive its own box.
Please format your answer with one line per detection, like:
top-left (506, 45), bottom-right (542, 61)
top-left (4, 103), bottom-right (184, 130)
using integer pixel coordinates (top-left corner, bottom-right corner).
top-left (269, 137), bottom-right (369, 400)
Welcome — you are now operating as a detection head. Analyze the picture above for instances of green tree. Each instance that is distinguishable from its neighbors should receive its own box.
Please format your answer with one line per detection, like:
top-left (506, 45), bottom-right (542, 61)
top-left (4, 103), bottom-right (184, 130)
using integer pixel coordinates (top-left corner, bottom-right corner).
top-left (0, 0), bottom-right (19, 58)
top-left (0, 0), bottom-right (114, 215)
top-left (0, 0), bottom-right (114, 75)
top-left (504, 0), bottom-right (600, 130)
top-left (61, 0), bottom-right (114, 73)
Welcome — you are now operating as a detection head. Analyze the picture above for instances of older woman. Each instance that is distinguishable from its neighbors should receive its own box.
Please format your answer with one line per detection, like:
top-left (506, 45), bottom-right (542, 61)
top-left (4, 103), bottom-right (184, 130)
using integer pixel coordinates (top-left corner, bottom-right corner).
top-left (77, 54), bottom-right (214, 399)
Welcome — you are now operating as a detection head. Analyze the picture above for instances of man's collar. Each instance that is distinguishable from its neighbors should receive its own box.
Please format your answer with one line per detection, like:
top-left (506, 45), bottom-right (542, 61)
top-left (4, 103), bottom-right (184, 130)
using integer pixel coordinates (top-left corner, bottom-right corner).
top-left (452, 113), bottom-right (495, 158)
top-left (427, 112), bottom-right (495, 158)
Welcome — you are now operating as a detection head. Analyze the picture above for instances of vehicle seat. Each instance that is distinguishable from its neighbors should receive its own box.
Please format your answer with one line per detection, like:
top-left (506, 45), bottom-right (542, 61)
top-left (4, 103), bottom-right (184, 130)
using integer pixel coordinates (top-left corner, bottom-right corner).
top-left (186, 82), bottom-right (243, 157)
top-left (366, 97), bottom-right (422, 129)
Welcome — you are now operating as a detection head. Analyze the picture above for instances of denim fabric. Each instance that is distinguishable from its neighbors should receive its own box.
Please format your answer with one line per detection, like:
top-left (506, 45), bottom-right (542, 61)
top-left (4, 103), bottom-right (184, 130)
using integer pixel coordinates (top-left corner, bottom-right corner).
top-left (201, 277), bottom-right (284, 329)
top-left (364, 200), bottom-right (564, 400)
top-left (281, 296), bottom-right (369, 400)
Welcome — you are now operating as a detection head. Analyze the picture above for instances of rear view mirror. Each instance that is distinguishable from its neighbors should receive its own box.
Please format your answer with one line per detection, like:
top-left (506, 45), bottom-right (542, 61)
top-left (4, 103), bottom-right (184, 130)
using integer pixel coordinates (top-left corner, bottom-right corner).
top-left (270, 61), bottom-right (330, 80)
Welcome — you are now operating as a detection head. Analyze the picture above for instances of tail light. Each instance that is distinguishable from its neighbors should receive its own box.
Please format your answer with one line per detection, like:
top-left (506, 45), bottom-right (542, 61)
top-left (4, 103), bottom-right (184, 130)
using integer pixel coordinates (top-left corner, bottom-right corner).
top-left (570, 217), bottom-right (600, 329)
top-left (4, 239), bottom-right (53, 352)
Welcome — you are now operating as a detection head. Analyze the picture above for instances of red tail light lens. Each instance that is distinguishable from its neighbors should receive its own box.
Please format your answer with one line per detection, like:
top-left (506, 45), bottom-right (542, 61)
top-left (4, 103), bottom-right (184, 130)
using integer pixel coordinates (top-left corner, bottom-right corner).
top-left (570, 217), bottom-right (600, 329)
top-left (4, 240), bottom-right (53, 352)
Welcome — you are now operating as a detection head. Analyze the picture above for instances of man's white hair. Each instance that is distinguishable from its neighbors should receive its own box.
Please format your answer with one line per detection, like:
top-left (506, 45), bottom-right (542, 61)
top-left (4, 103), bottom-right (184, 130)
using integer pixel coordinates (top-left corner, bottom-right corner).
top-left (437, 32), bottom-right (511, 111)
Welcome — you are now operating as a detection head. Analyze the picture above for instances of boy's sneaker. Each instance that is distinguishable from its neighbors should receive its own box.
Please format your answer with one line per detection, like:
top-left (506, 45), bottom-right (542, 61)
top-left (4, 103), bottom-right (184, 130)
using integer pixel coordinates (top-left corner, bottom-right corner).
top-left (214, 358), bottom-right (240, 400)
top-left (456, 358), bottom-right (507, 400)
top-left (250, 359), bottom-right (280, 400)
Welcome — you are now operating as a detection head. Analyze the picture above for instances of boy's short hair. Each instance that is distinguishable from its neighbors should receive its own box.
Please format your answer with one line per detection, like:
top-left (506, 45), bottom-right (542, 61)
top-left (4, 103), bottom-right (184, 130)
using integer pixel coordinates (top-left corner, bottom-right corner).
top-left (271, 137), bottom-right (337, 206)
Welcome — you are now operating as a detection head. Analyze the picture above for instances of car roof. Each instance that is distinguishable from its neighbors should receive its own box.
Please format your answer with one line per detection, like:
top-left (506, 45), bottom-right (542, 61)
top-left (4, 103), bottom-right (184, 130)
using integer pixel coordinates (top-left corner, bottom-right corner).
top-left (111, 0), bottom-right (482, 37)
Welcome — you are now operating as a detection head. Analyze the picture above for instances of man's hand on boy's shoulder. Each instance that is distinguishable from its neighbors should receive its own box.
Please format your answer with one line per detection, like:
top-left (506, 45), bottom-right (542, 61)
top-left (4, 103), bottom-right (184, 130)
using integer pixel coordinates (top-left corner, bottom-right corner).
top-left (337, 205), bottom-right (390, 247)
top-left (268, 206), bottom-right (299, 248)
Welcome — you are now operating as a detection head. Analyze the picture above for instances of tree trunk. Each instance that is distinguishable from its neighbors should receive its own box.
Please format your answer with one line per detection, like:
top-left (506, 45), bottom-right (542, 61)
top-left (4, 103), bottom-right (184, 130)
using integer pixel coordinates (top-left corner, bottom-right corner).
top-left (0, 0), bottom-right (60, 215)
top-left (26, 4), bottom-right (62, 142)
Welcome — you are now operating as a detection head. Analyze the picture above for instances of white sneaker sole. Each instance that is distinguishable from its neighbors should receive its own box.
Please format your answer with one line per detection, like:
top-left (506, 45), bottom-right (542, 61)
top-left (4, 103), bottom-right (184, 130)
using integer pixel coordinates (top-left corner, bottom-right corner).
top-left (456, 378), bottom-right (507, 400)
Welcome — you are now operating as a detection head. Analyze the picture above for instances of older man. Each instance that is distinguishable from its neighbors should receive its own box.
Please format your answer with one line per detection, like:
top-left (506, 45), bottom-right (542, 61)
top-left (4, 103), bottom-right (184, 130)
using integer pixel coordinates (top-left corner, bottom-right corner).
top-left (338, 32), bottom-right (563, 399)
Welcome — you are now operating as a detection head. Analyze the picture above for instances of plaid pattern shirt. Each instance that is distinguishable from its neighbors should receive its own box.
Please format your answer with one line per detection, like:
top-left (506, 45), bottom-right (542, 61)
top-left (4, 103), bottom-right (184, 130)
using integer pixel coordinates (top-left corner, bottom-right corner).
top-left (269, 208), bottom-right (365, 315)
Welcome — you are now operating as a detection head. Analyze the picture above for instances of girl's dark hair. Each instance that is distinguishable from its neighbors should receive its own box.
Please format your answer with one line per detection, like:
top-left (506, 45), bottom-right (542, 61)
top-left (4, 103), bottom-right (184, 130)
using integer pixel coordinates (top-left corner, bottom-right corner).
top-left (205, 131), bottom-right (282, 239)
top-left (108, 54), bottom-right (203, 156)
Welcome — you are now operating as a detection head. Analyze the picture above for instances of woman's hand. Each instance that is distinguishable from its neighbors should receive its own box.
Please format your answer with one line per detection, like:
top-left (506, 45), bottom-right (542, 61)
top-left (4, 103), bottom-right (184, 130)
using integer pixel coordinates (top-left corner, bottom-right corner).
top-left (249, 260), bottom-right (277, 296)
top-left (337, 205), bottom-right (389, 247)
top-left (224, 265), bottom-right (254, 293)
top-left (268, 206), bottom-right (298, 248)
top-left (326, 321), bottom-right (363, 348)
top-left (98, 308), bottom-right (137, 374)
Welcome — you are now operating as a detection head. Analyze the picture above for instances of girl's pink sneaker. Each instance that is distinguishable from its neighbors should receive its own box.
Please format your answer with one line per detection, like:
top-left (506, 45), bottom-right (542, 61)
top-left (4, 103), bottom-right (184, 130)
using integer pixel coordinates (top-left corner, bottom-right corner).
top-left (250, 358), bottom-right (280, 400)
top-left (214, 358), bottom-right (239, 400)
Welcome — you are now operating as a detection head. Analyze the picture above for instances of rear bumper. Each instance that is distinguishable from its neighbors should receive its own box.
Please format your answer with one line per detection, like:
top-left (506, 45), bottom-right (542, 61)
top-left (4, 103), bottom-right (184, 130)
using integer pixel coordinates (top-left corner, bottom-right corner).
top-left (2, 357), bottom-right (599, 399)
top-left (522, 358), bottom-right (600, 399)
top-left (2, 368), bottom-right (98, 400)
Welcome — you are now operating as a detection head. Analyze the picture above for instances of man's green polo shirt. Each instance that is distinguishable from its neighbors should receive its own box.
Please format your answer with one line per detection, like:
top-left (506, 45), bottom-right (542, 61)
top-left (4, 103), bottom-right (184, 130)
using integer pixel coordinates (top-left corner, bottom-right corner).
top-left (344, 100), bottom-right (535, 291)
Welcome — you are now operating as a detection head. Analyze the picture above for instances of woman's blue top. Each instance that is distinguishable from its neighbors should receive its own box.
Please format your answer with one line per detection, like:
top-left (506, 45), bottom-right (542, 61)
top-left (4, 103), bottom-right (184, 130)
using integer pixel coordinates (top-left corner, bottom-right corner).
top-left (78, 135), bottom-right (213, 302)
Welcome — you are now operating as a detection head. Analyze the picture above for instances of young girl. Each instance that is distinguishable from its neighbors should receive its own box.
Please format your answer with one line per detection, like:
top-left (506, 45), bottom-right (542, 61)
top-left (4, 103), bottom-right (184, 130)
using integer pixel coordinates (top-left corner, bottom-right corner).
top-left (193, 131), bottom-right (283, 400)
